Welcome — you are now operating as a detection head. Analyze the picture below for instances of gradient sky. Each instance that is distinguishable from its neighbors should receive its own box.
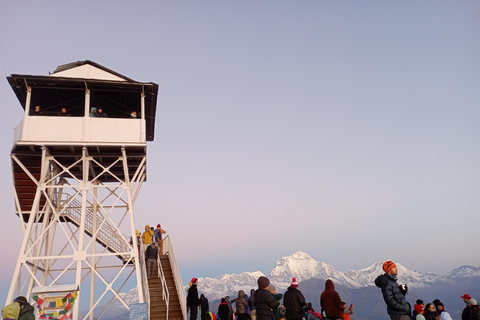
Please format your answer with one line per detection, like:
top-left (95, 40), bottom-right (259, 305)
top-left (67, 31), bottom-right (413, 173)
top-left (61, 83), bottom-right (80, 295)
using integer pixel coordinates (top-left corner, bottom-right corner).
top-left (1, 1), bottom-right (479, 304)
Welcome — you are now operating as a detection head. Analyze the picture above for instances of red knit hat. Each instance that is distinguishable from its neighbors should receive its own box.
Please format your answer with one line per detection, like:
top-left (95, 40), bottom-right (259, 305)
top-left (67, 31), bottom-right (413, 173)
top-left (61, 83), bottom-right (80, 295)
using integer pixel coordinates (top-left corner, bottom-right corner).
top-left (383, 261), bottom-right (396, 273)
top-left (414, 304), bottom-right (424, 314)
top-left (291, 278), bottom-right (298, 288)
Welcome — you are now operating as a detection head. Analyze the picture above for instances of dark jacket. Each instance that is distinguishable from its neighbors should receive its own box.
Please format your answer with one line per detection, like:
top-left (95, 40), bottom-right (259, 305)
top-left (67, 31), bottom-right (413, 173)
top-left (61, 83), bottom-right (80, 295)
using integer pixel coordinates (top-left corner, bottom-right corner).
top-left (283, 286), bottom-right (306, 320)
top-left (200, 294), bottom-right (209, 314)
top-left (254, 288), bottom-right (279, 320)
top-left (145, 245), bottom-right (158, 260)
top-left (424, 309), bottom-right (436, 320)
top-left (187, 284), bottom-right (199, 309)
top-left (218, 300), bottom-right (230, 320)
top-left (320, 279), bottom-right (343, 319)
top-left (19, 303), bottom-right (35, 320)
top-left (248, 289), bottom-right (256, 311)
top-left (236, 290), bottom-right (248, 315)
top-left (374, 274), bottom-right (410, 316)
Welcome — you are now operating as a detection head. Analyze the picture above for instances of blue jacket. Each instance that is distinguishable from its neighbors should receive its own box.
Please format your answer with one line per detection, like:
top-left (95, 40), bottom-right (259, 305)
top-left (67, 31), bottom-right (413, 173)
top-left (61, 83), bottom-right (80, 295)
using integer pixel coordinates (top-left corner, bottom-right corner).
top-left (375, 274), bottom-right (410, 316)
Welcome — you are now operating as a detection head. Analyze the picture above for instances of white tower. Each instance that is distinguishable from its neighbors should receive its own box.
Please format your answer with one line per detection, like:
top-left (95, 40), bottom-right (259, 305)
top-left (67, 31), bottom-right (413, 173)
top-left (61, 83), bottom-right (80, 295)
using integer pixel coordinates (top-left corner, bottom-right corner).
top-left (6, 61), bottom-right (158, 319)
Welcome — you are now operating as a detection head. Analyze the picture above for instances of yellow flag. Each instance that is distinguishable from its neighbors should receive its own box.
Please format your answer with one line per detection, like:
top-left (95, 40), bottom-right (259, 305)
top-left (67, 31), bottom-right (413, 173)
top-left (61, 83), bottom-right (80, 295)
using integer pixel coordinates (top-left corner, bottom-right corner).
top-left (72, 291), bottom-right (78, 299)
top-left (53, 311), bottom-right (60, 316)
top-left (56, 299), bottom-right (63, 307)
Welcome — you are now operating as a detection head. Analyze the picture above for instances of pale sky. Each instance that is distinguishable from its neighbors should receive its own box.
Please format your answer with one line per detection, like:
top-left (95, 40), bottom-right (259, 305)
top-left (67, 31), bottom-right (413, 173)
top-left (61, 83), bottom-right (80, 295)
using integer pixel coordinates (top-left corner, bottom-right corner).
top-left (0, 1), bottom-right (479, 304)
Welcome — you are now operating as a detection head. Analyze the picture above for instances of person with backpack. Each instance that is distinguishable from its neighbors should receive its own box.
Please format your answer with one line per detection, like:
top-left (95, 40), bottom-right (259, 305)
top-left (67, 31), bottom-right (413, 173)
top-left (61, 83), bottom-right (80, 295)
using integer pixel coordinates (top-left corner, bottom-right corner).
top-left (283, 278), bottom-right (306, 320)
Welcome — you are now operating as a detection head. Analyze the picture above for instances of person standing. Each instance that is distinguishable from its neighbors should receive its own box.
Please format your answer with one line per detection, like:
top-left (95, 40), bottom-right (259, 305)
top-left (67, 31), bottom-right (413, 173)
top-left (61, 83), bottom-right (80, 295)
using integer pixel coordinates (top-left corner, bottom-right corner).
top-left (414, 304), bottom-right (425, 320)
top-left (248, 288), bottom-right (256, 320)
top-left (145, 242), bottom-right (158, 279)
top-left (434, 301), bottom-right (453, 320)
top-left (187, 278), bottom-right (200, 320)
top-left (155, 224), bottom-right (167, 255)
top-left (374, 261), bottom-right (411, 320)
top-left (461, 294), bottom-right (472, 320)
top-left (320, 279), bottom-right (344, 320)
top-left (2, 296), bottom-right (28, 320)
top-left (342, 302), bottom-right (354, 320)
top-left (218, 298), bottom-right (230, 320)
top-left (141, 225), bottom-right (154, 253)
top-left (235, 290), bottom-right (248, 320)
top-left (254, 276), bottom-right (279, 320)
top-left (423, 303), bottom-right (436, 320)
top-left (283, 278), bottom-right (306, 320)
top-left (469, 299), bottom-right (480, 320)
top-left (200, 294), bottom-right (209, 320)
top-left (412, 300), bottom-right (424, 320)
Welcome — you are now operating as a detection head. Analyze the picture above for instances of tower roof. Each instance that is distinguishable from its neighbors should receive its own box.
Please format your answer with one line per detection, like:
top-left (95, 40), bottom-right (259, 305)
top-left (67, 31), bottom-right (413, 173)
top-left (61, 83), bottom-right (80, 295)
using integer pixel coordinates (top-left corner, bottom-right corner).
top-left (7, 60), bottom-right (159, 141)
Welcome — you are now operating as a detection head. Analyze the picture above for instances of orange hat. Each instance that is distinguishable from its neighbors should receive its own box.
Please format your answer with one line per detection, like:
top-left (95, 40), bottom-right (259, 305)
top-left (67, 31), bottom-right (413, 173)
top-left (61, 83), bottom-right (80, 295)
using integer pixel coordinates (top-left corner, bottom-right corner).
top-left (383, 261), bottom-right (396, 273)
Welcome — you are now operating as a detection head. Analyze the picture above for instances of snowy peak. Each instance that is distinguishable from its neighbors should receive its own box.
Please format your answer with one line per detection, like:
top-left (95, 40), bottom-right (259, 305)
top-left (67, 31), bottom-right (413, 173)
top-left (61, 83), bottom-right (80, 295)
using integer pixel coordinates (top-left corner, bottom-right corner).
top-left (446, 265), bottom-right (480, 279)
top-left (269, 251), bottom-right (359, 290)
top-left (192, 271), bottom-right (265, 301)
top-left (269, 251), bottom-right (320, 282)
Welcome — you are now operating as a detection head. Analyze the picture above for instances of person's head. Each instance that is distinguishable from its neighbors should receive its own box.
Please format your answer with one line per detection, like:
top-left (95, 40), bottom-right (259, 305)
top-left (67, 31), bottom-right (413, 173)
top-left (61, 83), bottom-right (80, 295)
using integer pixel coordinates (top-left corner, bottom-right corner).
top-left (425, 303), bottom-right (435, 313)
top-left (437, 303), bottom-right (444, 311)
top-left (61, 107), bottom-right (67, 113)
top-left (416, 299), bottom-right (424, 306)
top-left (221, 298), bottom-right (225, 303)
top-left (468, 299), bottom-right (478, 307)
top-left (257, 276), bottom-right (270, 289)
top-left (157, 224), bottom-right (161, 229)
top-left (342, 302), bottom-right (347, 310)
top-left (150, 227), bottom-right (154, 231)
top-left (98, 108), bottom-right (103, 113)
top-left (151, 242), bottom-right (156, 247)
top-left (414, 304), bottom-right (424, 315)
top-left (131, 111), bottom-right (137, 118)
top-left (191, 277), bottom-right (198, 285)
top-left (383, 261), bottom-right (398, 276)
top-left (35, 105), bottom-right (40, 112)
top-left (145, 225), bottom-right (150, 230)
top-left (269, 284), bottom-right (276, 294)
top-left (291, 277), bottom-right (298, 288)
top-left (14, 296), bottom-right (28, 306)
top-left (461, 294), bottom-right (472, 303)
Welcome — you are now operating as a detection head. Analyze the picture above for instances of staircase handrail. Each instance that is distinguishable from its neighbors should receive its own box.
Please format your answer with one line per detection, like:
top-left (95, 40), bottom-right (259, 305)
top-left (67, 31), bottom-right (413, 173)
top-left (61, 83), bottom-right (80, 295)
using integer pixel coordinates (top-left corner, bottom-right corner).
top-left (163, 235), bottom-right (187, 320)
top-left (139, 244), bottom-right (150, 319)
top-left (59, 194), bottom-right (129, 258)
top-left (156, 250), bottom-right (169, 319)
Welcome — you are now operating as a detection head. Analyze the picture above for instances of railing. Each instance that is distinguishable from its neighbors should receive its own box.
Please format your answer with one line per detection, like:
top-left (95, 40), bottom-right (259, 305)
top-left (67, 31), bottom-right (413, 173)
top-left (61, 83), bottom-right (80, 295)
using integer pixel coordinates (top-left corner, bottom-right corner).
top-left (156, 249), bottom-right (169, 319)
top-left (59, 195), bottom-right (129, 260)
top-left (139, 243), bottom-right (150, 319)
top-left (163, 236), bottom-right (187, 320)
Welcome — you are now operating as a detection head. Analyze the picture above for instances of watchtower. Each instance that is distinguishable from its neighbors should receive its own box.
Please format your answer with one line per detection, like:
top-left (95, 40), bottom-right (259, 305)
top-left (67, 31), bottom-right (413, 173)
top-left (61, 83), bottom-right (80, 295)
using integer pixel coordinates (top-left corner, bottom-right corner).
top-left (6, 61), bottom-right (158, 319)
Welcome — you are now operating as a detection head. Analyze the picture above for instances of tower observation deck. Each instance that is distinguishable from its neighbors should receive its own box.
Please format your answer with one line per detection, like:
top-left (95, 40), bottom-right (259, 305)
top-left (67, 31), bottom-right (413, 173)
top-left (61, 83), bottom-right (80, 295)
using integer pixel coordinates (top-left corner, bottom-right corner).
top-left (4, 61), bottom-right (185, 320)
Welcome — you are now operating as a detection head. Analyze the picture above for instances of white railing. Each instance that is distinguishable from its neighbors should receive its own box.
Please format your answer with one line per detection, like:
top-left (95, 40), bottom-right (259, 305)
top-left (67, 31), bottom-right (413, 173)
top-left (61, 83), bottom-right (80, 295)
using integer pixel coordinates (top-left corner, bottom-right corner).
top-left (163, 236), bottom-right (187, 320)
top-left (156, 251), bottom-right (169, 319)
top-left (60, 196), bottom-right (129, 259)
top-left (139, 243), bottom-right (150, 319)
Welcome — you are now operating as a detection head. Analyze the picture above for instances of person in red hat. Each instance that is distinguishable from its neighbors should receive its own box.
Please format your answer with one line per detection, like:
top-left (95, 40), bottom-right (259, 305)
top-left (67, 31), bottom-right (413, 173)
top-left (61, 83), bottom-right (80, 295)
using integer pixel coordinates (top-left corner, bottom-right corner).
top-left (374, 260), bottom-right (411, 320)
top-left (461, 294), bottom-right (472, 320)
top-left (187, 278), bottom-right (199, 320)
top-left (283, 277), bottom-right (306, 320)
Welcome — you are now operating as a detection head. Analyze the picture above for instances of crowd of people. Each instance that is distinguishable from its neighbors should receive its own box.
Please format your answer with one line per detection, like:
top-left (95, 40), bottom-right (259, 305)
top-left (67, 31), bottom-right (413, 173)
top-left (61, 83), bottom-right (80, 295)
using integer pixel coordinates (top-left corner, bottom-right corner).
top-left (139, 224), bottom-right (167, 279)
top-left (30, 105), bottom-right (139, 118)
top-left (375, 260), bottom-right (480, 320)
top-left (185, 260), bottom-right (480, 320)
top-left (186, 276), bottom-right (355, 320)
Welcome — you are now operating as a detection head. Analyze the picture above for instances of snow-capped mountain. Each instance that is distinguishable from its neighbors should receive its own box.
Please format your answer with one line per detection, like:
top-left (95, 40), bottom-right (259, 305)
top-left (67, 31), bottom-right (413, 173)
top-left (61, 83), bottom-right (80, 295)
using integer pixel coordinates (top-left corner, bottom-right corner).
top-left (446, 265), bottom-right (480, 279)
top-left (192, 271), bottom-right (266, 300)
top-left (344, 261), bottom-right (445, 288)
top-left (269, 252), bottom-right (360, 290)
top-left (192, 251), bottom-right (479, 301)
